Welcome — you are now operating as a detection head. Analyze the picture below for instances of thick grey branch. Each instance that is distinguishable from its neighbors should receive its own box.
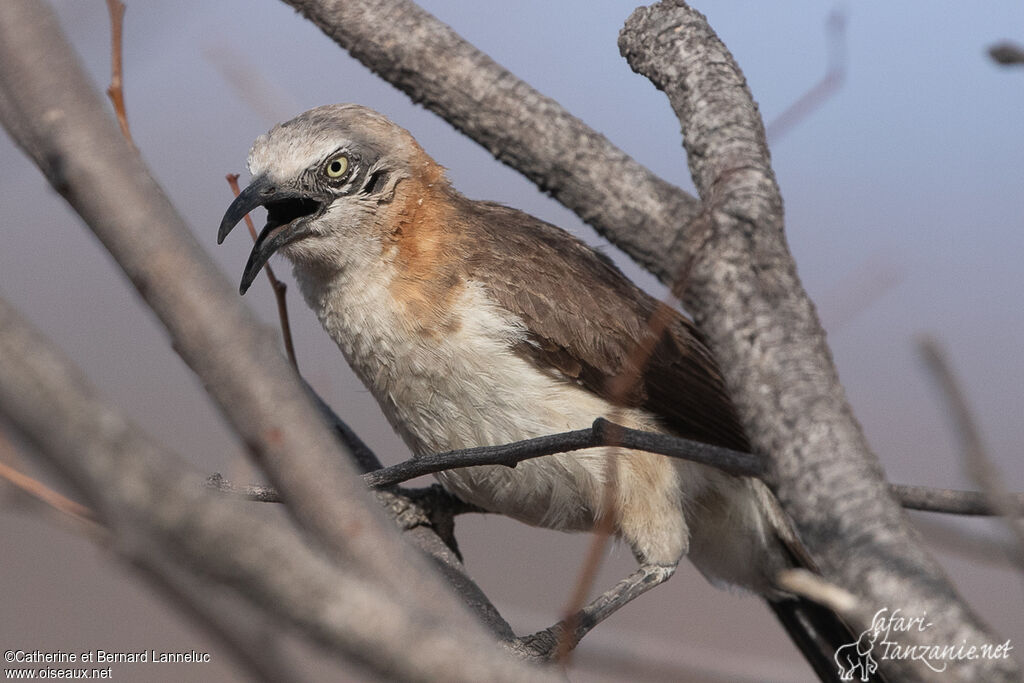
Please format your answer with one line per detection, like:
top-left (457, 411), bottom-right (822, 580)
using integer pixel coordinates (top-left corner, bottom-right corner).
top-left (0, 0), bottom-right (490, 632)
top-left (618, 2), bottom-right (1018, 680)
top-left (281, 0), bottom-right (700, 283)
top-left (0, 294), bottom-right (541, 682)
top-left (300, 377), bottom-right (382, 472)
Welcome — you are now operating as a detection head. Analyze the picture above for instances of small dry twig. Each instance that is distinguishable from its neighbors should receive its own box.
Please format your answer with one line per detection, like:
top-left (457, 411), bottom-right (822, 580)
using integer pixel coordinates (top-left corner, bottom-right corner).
top-left (226, 173), bottom-right (298, 369)
top-left (765, 9), bottom-right (847, 142)
top-left (104, 0), bottom-right (132, 143)
top-left (0, 432), bottom-right (100, 530)
top-left (918, 336), bottom-right (1024, 570)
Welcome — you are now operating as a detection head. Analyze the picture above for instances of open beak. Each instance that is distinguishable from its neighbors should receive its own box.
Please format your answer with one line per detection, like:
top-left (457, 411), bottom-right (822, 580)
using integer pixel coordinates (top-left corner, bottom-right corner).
top-left (218, 176), bottom-right (323, 294)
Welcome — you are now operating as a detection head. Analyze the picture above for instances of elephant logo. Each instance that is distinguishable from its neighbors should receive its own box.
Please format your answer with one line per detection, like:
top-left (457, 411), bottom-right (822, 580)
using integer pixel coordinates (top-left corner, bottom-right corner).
top-left (834, 627), bottom-right (880, 681)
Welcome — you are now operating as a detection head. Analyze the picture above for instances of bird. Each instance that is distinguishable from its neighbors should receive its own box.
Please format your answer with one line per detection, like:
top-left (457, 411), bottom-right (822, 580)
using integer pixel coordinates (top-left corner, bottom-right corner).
top-left (219, 103), bottom-right (855, 680)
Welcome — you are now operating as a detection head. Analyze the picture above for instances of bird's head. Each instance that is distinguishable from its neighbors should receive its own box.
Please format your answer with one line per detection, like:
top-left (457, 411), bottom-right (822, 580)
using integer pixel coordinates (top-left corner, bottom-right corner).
top-left (218, 104), bottom-right (443, 294)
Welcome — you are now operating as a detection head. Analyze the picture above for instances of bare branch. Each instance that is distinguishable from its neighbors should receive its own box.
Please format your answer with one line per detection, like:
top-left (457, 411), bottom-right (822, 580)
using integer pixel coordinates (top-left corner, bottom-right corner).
top-left (618, 2), bottom-right (1018, 679)
top-left (1, 437), bottom-right (295, 683)
top-left (211, 430), bottom-right (1024, 519)
top-left (918, 337), bottom-right (1024, 568)
top-left (894, 484), bottom-right (1024, 517)
top-left (364, 418), bottom-right (764, 489)
top-left (0, 0), bottom-right (547, 665)
top-left (0, 0), bottom-right (472, 623)
top-left (226, 172), bottom-right (298, 369)
top-left (0, 294), bottom-right (543, 683)
top-left (281, 0), bottom-right (700, 284)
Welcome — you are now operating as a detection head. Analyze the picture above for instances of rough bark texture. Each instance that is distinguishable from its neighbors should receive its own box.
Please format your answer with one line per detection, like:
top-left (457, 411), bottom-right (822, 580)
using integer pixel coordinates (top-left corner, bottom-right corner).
top-left (618, 3), bottom-right (1018, 680)
top-left (0, 0), bottom-right (536, 676)
top-left (1, 0), bottom-right (404, 606)
top-left (0, 295), bottom-right (543, 683)
top-left (283, 0), bottom-right (701, 284)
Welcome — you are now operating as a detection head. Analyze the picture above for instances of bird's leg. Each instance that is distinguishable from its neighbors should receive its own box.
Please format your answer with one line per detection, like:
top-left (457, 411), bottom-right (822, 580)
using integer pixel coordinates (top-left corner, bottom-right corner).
top-left (509, 562), bottom-right (676, 661)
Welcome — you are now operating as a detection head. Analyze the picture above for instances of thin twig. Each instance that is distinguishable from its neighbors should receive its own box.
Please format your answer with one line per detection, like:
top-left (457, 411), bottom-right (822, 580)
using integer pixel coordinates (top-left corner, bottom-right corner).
top-left (893, 484), bottom-right (1024, 516)
top-left (364, 419), bottom-right (765, 490)
top-left (918, 336), bottom-right (1024, 570)
top-left (765, 9), bottom-right (846, 142)
top-left (209, 426), bottom-right (1024, 519)
top-left (203, 44), bottom-right (299, 124)
top-left (104, 0), bottom-right (131, 143)
top-left (226, 173), bottom-right (298, 369)
top-left (0, 432), bottom-right (99, 529)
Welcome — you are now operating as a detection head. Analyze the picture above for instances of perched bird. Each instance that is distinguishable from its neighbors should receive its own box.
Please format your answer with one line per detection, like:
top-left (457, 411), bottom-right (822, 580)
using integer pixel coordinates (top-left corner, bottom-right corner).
top-left (219, 104), bottom-right (851, 679)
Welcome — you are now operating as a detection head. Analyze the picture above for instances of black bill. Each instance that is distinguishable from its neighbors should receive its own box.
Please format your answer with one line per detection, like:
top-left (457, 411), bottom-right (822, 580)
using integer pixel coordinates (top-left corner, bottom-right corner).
top-left (218, 177), bottom-right (323, 294)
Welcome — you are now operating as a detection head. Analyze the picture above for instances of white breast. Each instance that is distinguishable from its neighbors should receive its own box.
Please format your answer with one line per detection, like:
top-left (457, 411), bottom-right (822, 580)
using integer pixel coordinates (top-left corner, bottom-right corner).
top-left (293, 251), bottom-right (785, 587)
top-left (294, 253), bottom-right (667, 527)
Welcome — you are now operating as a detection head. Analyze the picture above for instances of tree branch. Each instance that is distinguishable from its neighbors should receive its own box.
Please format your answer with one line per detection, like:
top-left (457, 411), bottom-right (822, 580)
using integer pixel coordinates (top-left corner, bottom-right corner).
top-left (0, 294), bottom-right (541, 682)
top-left (0, 0), bottom-right (526, 664)
top-left (895, 484), bottom-right (1024, 517)
top-left (618, 2), bottom-right (1018, 680)
top-left (0, 0), bottom-right (466, 619)
top-left (281, 0), bottom-right (700, 284)
top-left (364, 418), bottom-right (763, 488)
top-left (210, 432), bottom-right (1024, 518)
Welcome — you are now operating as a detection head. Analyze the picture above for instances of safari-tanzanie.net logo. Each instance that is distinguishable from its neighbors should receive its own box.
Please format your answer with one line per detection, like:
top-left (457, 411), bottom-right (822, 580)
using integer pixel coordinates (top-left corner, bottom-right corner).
top-left (833, 608), bottom-right (1013, 681)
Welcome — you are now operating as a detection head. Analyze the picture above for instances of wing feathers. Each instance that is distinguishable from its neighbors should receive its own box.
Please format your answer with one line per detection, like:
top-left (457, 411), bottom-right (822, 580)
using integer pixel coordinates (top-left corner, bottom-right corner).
top-left (455, 195), bottom-right (750, 452)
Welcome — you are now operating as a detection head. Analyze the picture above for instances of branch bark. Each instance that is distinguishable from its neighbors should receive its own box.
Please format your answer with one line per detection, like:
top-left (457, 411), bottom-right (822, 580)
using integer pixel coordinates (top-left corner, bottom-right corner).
top-left (281, 0), bottom-right (700, 284)
top-left (618, 2), bottom-right (1017, 680)
top-left (0, 0), bottom-right (532, 673)
top-left (0, 0), bottom-right (440, 612)
top-left (0, 294), bottom-right (542, 683)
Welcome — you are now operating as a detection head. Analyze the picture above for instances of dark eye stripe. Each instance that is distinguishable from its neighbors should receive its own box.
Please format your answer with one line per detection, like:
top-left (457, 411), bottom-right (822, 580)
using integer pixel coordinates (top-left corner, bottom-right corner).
top-left (360, 170), bottom-right (387, 195)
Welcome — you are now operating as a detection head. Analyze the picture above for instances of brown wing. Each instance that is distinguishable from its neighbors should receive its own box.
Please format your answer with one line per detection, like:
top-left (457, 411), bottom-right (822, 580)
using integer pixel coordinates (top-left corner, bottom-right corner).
top-left (455, 195), bottom-right (750, 452)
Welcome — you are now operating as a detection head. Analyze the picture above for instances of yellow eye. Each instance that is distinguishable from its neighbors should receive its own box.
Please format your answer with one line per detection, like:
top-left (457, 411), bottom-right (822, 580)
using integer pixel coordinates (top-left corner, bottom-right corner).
top-left (325, 155), bottom-right (349, 178)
